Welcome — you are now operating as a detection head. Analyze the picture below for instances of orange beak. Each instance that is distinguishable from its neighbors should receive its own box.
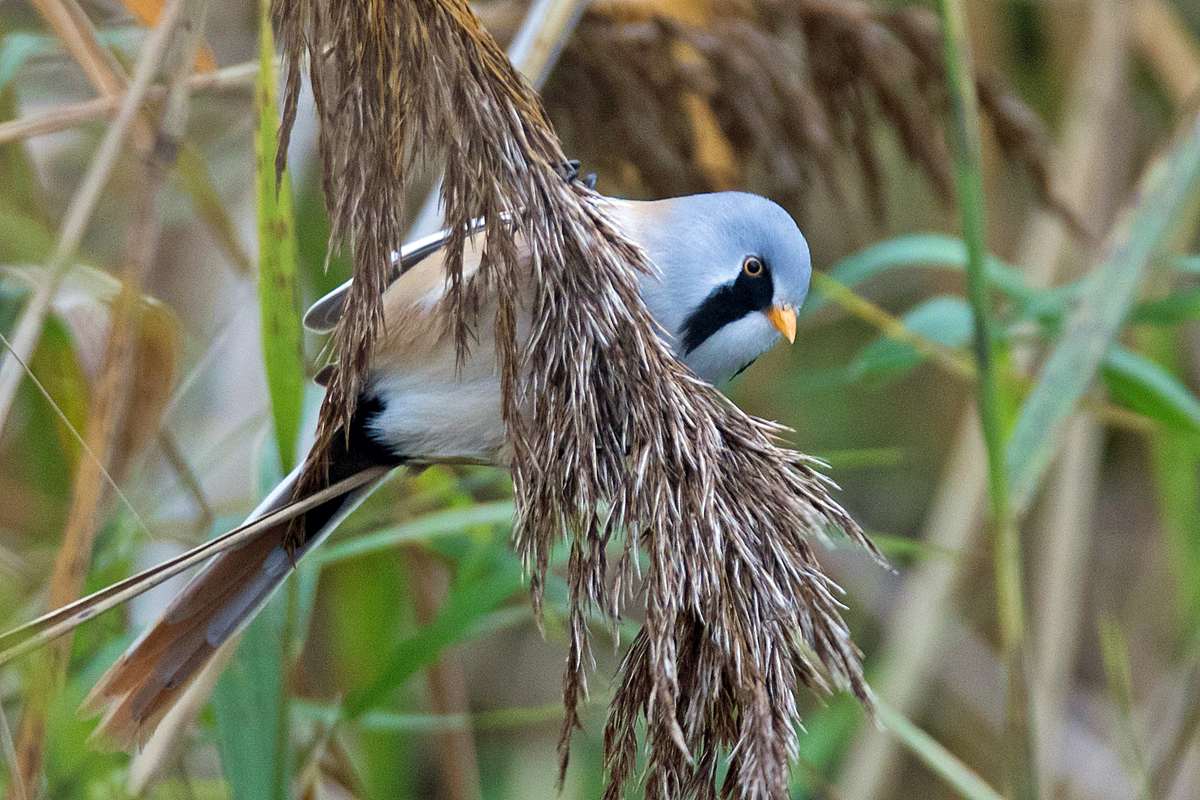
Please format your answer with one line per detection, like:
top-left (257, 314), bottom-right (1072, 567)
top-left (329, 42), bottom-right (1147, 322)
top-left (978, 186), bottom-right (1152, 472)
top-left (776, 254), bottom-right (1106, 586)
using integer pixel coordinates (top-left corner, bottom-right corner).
top-left (766, 305), bottom-right (797, 344)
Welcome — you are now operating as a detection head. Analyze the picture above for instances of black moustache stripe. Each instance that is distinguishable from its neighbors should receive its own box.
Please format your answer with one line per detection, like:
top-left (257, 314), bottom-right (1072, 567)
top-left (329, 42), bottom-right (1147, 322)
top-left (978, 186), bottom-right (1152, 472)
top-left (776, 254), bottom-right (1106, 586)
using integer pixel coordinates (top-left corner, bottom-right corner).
top-left (680, 264), bottom-right (774, 354)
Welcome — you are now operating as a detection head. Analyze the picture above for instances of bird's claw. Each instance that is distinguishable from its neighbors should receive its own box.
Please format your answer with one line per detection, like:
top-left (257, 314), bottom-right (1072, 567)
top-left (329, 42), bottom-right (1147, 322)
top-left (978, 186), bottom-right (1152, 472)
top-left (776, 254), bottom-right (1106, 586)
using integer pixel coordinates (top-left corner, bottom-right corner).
top-left (557, 159), bottom-right (597, 190)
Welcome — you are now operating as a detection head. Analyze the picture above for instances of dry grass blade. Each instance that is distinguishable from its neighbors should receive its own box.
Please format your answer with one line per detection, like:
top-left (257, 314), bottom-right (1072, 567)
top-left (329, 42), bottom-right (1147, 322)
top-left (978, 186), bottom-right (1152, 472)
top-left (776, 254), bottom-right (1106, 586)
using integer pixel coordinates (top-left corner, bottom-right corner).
top-left (1133, 0), bottom-right (1200, 107)
top-left (4, 0), bottom-right (253, 286)
top-left (276, 1), bottom-right (878, 798)
top-left (0, 62), bottom-right (260, 146)
top-left (295, 730), bottom-right (366, 800)
top-left (1149, 662), bottom-right (1200, 797)
top-left (28, 0), bottom-right (126, 98)
top-left (0, 96), bottom-right (119, 145)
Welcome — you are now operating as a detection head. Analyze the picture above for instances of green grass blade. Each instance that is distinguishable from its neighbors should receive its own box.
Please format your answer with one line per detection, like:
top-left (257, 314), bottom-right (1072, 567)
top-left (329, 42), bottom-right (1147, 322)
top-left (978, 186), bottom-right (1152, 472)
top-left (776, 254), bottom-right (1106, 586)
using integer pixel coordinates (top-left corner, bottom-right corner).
top-left (1007, 117), bottom-right (1200, 515)
top-left (0, 85), bottom-right (46, 223)
top-left (1103, 345), bottom-right (1200, 434)
top-left (312, 501), bottom-right (516, 567)
top-left (864, 530), bottom-right (962, 563)
top-left (1097, 617), bottom-right (1153, 800)
top-left (808, 234), bottom-right (1064, 318)
top-left (1139, 324), bottom-right (1200, 636)
top-left (849, 295), bottom-right (973, 384)
top-left (876, 699), bottom-right (1004, 800)
top-left (344, 547), bottom-right (524, 720)
top-left (212, 594), bottom-right (288, 800)
top-left (0, 200), bottom-right (53, 265)
top-left (1130, 286), bottom-right (1200, 326)
top-left (1154, 430), bottom-right (1200, 631)
top-left (814, 447), bottom-right (907, 470)
top-left (254, 0), bottom-right (303, 472)
top-left (0, 76), bottom-right (53, 262)
top-left (295, 700), bottom-right (569, 734)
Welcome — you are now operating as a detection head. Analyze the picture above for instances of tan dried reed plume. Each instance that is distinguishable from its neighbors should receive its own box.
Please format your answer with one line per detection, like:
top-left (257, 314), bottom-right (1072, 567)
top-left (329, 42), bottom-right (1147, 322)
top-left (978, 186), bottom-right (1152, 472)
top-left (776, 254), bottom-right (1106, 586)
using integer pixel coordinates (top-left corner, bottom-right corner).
top-left (274, 1), bottom-right (877, 797)
top-left (544, 0), bottom-right (1085, 235)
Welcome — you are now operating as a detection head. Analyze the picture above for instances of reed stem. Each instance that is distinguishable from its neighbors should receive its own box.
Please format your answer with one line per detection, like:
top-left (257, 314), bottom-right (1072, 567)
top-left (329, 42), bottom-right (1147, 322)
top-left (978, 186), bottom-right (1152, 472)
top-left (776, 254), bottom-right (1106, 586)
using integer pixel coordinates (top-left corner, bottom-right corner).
top-left (935, 2), bottom-right (1038, 797)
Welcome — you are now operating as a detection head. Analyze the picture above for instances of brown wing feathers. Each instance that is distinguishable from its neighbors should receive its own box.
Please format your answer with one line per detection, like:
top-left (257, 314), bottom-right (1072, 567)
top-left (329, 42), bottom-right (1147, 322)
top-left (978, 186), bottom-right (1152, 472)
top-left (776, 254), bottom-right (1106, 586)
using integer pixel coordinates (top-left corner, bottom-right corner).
top-left (104, 518), bottom-right (342, 745)
top-left (82, 530), bottom-right (283, 747)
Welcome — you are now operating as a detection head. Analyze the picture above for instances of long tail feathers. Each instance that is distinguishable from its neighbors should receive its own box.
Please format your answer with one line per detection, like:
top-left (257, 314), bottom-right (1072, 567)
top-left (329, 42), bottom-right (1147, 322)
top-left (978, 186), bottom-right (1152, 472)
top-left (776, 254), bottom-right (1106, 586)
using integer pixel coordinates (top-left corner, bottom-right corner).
top-left (69, 464), bottom-right (387, 749)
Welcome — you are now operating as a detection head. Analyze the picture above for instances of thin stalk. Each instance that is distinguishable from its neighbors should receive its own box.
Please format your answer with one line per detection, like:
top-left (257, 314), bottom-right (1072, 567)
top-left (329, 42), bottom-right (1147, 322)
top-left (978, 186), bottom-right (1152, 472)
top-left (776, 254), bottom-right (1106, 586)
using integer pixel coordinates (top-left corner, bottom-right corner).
top-left (935, 2), bottom-right (1037, 798)
top-left (406, 546), bottom-right (483, 800)
top-left (811, 272), bottom-right (975, 379)
top-left (158, 430), bottom-right (215, 533)
top-left (28, 0), bottom-right (126, 98)
top-left (0, 329), bottom-right (152, 539)
top-left (876, 698), bottom-right (1005, 800)
top-left (1098, 617), bottom-right (1154, 799)
top-left (814, 273), bottom-right (1153, 435)
top-left (0, 0), bottom-right (252, 419)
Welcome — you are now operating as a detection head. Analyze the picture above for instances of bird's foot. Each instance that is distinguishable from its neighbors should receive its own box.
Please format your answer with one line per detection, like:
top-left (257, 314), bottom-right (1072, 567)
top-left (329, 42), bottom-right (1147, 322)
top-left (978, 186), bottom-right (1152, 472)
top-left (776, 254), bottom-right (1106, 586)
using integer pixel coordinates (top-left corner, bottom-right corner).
top-left (557, 159), bottom-right (597, 190)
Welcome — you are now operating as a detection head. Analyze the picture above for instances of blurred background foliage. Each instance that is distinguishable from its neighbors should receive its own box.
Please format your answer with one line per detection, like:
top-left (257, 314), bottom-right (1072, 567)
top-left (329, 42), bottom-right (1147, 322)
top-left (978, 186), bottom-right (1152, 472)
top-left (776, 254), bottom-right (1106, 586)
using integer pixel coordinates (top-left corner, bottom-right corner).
top-left (2, 0), bottom-right (1200, 798)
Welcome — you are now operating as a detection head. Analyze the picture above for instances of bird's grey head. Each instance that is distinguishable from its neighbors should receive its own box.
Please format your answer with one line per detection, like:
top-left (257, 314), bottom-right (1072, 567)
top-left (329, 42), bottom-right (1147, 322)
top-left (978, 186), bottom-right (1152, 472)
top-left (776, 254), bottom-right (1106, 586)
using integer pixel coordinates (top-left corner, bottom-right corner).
top-left (611, 192), bottom-right (811, 385)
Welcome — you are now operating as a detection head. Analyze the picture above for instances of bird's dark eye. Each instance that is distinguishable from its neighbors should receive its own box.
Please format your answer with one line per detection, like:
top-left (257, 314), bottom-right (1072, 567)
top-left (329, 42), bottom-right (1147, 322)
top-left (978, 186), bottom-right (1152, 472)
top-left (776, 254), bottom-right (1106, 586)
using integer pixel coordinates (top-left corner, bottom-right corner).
top-left (743, 256), bottom-right (765, 277)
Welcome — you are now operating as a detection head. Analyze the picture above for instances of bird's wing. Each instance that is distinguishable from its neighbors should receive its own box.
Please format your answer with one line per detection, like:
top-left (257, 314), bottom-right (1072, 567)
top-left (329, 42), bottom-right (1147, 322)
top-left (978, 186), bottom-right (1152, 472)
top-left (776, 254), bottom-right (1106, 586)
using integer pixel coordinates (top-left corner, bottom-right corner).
top-left (305, 222), bottom-right (530, 381)
top-left (367, 227), bottom-right (533, 374)
top-left (307, 162), bottom-right (590, 331)
top-left (302, 219), bottom-right (488, 333)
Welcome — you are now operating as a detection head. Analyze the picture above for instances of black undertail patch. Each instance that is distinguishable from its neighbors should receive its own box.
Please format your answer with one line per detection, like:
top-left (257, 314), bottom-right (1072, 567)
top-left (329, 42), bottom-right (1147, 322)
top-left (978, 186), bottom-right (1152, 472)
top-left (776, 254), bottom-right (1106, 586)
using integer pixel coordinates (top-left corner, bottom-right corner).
top-left (291, 393), bottom-right (404, 549)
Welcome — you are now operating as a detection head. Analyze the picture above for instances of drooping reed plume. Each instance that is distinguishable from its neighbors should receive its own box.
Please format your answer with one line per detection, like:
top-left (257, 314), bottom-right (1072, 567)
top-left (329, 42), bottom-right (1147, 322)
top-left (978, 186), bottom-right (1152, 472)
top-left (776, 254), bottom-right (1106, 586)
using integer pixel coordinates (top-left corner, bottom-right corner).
top-left (542, 0), bottom-right (1084, 234)
top-left (268, 1), bottom-right (974, 798)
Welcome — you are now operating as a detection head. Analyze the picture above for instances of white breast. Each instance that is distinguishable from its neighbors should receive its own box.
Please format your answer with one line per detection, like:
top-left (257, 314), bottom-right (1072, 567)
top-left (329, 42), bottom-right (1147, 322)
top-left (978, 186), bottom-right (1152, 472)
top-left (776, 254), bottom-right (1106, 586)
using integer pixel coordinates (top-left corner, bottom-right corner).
top-left (367, 364), bottom-right (507, 464)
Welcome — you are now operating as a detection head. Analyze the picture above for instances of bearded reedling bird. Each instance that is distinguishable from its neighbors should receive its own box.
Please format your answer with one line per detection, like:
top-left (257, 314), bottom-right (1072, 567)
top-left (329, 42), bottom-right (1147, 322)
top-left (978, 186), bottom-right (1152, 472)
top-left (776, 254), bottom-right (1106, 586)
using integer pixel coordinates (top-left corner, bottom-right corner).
top-left (79, 190), bottom-right (812, 745)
